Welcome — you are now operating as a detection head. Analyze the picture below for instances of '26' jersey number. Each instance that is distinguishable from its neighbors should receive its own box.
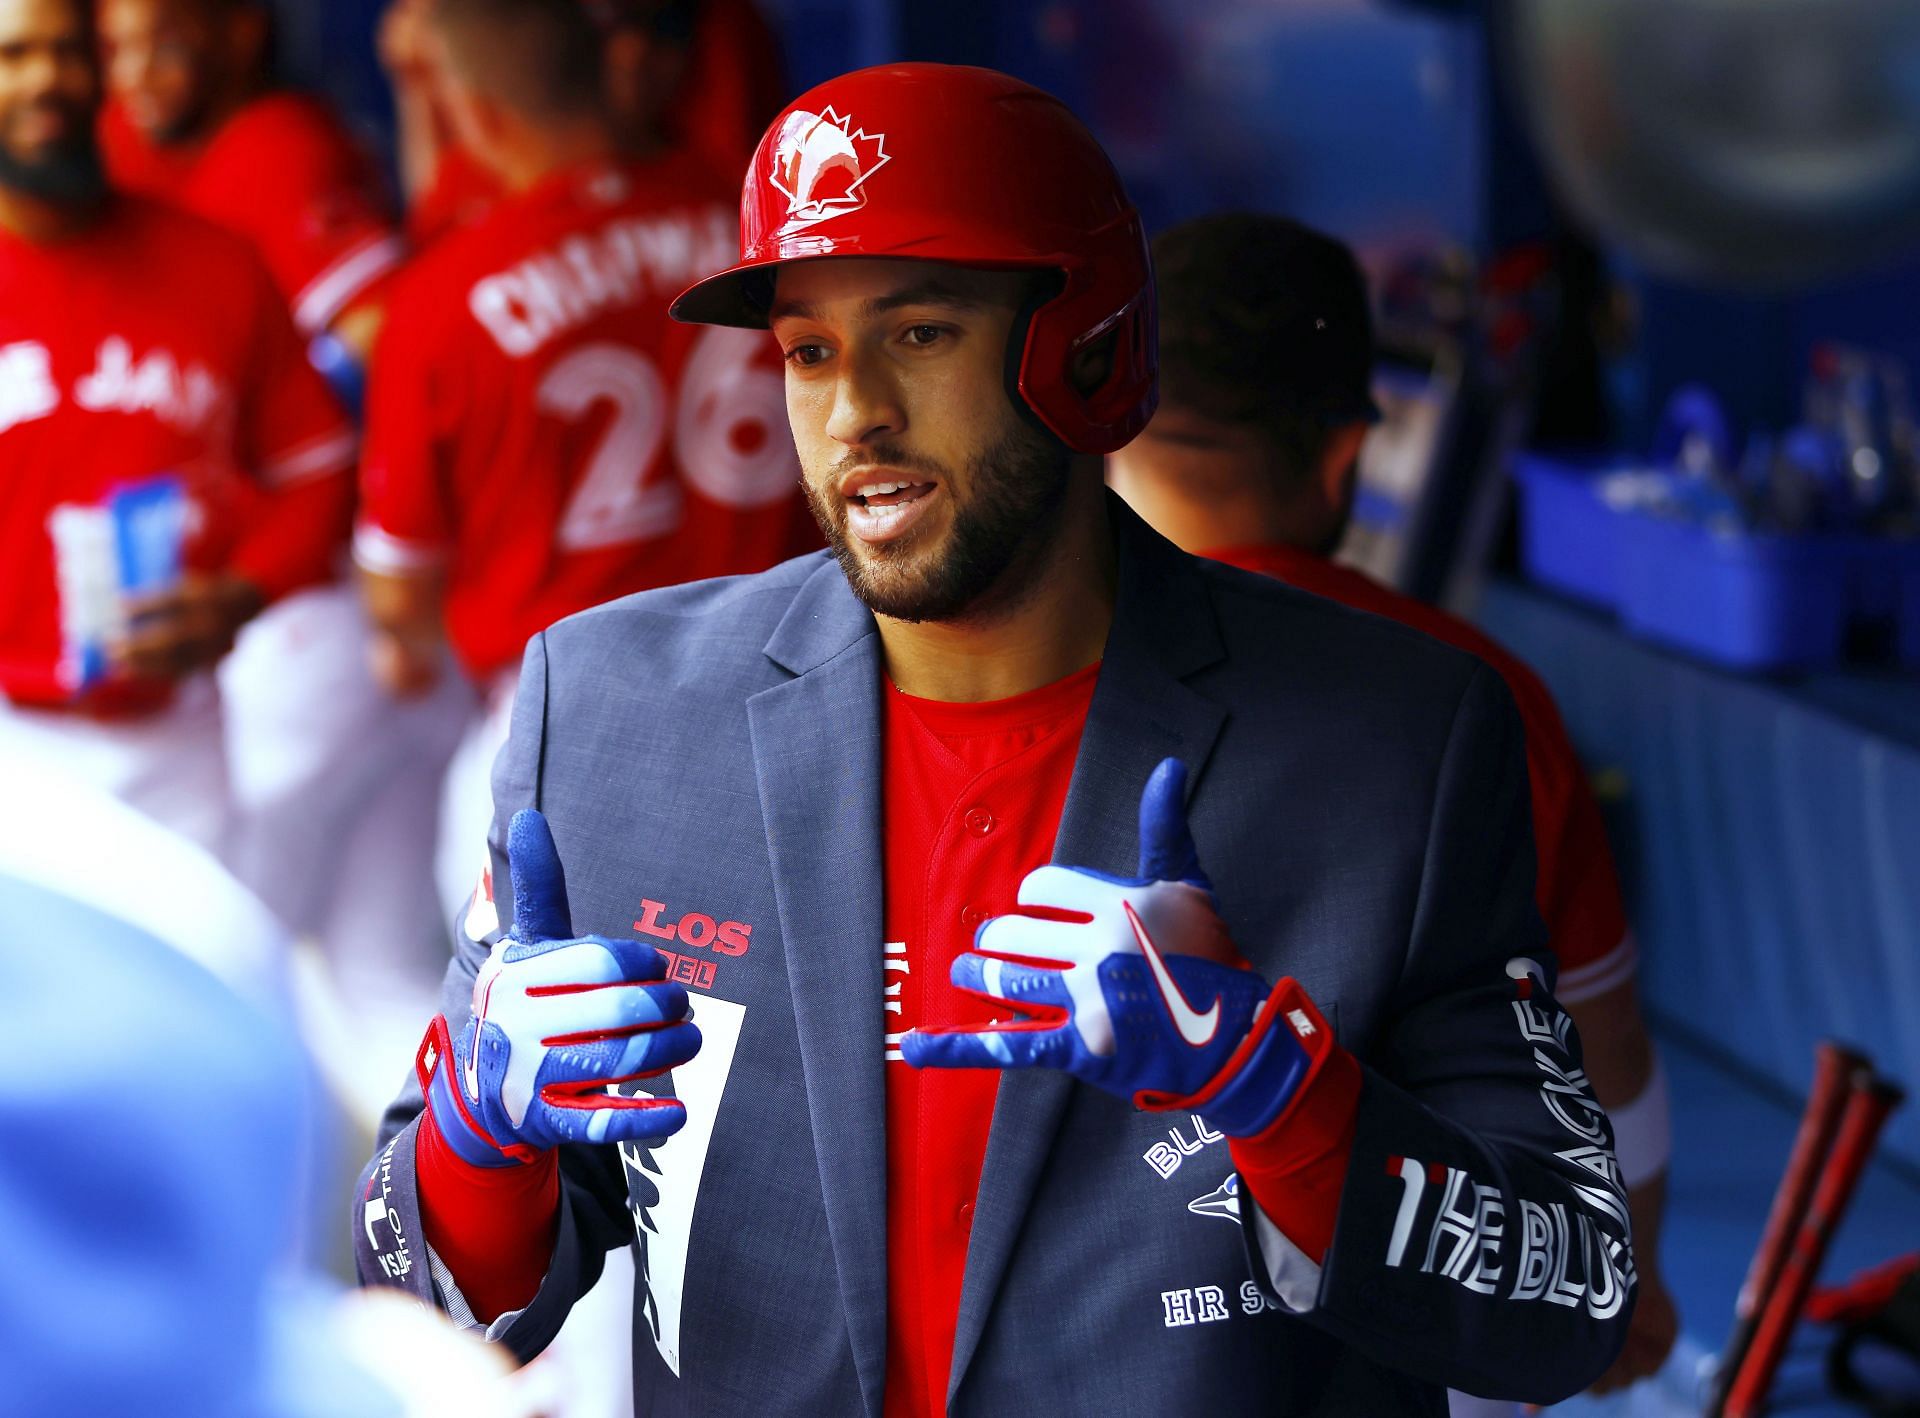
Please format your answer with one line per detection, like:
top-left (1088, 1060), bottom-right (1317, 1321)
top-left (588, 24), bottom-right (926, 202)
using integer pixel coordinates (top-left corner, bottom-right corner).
top-left (538, 327), bottom-right (797, 553)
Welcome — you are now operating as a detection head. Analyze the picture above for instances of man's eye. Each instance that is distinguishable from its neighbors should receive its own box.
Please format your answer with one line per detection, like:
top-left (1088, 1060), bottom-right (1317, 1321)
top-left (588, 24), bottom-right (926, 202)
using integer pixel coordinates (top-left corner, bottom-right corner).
top-left (784, 343), bottom-right (827, 368)
top-left (903, 325), bottom-right (945, 347)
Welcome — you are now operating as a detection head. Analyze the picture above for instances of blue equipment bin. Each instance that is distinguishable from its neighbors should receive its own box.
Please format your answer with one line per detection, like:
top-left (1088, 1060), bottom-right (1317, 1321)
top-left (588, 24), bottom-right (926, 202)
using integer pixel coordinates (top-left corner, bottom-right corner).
top-left (1617, 517), bottom-right (1853, 672)
top-left (1511, 454), bottom-right (1621, 609)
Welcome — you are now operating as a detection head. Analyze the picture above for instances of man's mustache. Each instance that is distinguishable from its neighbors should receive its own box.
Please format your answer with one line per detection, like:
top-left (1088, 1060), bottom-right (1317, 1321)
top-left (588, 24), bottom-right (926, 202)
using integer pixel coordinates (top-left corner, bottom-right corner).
top-left (828, 443), bottom-right (949, 483)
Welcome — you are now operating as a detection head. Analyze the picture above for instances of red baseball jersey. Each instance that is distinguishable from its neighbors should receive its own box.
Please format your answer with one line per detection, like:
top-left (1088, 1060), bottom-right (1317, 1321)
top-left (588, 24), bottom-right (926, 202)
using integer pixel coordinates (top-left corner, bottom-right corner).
top-left (0, 197), bottom-right (354, 706)
top-left (101, 93), bottom-right (402, 335)
top-left (880, 664), bottom-right (1099, 1418)
top-left (1207, 543), bottom-right (1633, 995)
top-left (355, 153), bottom-right (818, 683)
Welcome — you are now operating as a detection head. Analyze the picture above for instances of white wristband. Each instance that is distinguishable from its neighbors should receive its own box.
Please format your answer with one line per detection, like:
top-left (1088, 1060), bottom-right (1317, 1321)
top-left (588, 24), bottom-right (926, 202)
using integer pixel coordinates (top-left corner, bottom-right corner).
top-left (1607, 1053), bottom-right (1671, 1189)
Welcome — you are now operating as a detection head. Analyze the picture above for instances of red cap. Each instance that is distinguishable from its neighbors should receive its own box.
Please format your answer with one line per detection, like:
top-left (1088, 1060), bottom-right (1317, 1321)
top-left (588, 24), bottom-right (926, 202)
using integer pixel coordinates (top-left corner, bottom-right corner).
top-left (671, 63), bottom-right (1156, 454)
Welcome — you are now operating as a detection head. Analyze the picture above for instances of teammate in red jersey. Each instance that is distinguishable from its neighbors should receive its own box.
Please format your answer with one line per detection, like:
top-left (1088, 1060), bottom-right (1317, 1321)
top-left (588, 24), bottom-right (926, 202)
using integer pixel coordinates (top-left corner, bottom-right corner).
top-left (356, 0), bottom-right (811, 920)
top-left (355, 0), bottom-right (809, 694)
top-left (1106, 211), bottom-right (1678, 1397)
top-left (96, 0), bottom-right (401, 354)
top-left (94, 0), bottom-right (468, 996)
top-left (0, 0), bottom-right (351, 850)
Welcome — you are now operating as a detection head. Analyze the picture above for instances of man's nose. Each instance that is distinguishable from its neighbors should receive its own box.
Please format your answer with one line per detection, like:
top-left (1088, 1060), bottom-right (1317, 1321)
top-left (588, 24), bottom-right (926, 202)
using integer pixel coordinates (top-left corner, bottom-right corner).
top-left (824, 344), bottom-right (906, 448)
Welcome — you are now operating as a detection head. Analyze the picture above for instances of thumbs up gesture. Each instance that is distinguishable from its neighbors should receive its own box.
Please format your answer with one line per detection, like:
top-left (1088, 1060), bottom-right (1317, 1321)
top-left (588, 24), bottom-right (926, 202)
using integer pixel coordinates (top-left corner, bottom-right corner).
top-left (420, 809), bottom-right (702, 1166)
top-left (902, 759), bottom-right (1334, 1138)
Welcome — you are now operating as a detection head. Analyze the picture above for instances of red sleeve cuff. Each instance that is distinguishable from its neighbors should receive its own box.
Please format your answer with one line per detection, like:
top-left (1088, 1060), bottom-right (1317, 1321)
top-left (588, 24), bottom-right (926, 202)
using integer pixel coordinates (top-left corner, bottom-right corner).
top-left (1227, 1041), bottom-right (1362, 1264)
top-left (415, 1107), bottom-right (560, 1323)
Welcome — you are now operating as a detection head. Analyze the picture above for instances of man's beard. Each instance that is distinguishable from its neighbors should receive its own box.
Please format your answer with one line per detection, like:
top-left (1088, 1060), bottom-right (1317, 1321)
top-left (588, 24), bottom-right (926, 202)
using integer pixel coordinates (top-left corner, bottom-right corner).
top-left (0, 131), bottom-right (107, 205)
top-left (805, 419), bottom-right (1073, 625)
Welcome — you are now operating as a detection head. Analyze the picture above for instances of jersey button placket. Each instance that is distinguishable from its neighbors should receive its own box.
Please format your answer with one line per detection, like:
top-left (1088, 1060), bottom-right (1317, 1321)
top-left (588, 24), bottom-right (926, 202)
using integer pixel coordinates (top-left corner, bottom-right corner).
top-left (963, 806), bottom-right (995, 837)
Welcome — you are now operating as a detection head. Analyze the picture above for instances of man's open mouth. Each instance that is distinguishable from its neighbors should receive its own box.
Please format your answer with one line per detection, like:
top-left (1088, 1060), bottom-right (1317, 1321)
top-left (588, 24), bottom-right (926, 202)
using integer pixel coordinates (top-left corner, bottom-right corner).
top-left (845, 477), bottom-right (940, 543)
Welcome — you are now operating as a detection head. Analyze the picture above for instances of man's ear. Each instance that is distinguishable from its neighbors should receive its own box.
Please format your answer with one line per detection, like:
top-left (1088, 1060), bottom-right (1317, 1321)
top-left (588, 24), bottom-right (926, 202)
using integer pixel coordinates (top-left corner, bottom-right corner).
top-left (1317, 421), bottom-right (1368, 507)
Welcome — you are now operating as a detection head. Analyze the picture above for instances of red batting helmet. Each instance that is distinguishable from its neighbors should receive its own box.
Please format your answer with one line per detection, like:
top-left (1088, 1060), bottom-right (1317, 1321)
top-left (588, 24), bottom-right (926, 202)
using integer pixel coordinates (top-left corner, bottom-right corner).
top-left (670, 63), bottom-right (1157, 454)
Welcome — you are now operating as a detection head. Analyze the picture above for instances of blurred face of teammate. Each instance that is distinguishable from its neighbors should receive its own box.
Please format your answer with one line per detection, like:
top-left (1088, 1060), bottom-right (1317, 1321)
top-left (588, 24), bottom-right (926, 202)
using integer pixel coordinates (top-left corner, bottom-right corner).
top-left (98, 0), bottom-right (229, 145)
top-left (0, 0), bottom-right (103, 202)
top-left (768, 257), bottom-right (1076, 625)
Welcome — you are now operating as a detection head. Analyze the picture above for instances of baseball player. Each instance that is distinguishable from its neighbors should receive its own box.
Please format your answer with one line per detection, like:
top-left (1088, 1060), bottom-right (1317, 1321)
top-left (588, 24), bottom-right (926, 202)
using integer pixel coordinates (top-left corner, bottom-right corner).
top-left (1105, 212), bottom-right (1679, 1403)
top-left (357, 64), bottom-right (1636, 1415)
top-left (0, 0), bottom-right (351, 854)
top-left (97, 0), bottom-right (401, 355)
top-left (352, 0), bottom-right (814, 928)
top-left (93, 0), bottom-right (471, 983)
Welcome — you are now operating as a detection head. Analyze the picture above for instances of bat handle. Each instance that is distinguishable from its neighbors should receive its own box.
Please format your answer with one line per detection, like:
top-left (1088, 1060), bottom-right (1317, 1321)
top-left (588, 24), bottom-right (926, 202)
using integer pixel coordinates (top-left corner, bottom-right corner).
top-left (1704, 1041), bottom-right (1870, 1418)
top-left (1720, 1073), bottom-right (1905, 1418)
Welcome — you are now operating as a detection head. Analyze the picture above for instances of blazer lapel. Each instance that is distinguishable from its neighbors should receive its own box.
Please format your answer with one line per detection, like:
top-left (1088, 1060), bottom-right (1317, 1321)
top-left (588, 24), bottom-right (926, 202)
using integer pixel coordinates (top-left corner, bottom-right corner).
top-left (747, 561), bottom-right (890, 1418)
top-left (948, 503), bottom-right (1231, 1401)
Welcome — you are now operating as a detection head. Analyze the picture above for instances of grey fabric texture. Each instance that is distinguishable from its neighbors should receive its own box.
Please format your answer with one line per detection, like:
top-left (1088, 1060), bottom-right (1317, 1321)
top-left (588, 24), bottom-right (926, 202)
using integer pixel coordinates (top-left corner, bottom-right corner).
top-left (354, 498), bottom-right (1632, 1415)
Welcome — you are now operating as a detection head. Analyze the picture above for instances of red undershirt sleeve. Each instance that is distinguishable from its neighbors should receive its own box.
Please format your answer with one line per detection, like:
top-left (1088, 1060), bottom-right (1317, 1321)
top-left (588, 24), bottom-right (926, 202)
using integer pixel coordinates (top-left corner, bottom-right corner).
top-left (1226, 1043), bottom-right (1363, 1264)
top-left (415, 1107), bottom-right (561, 1323)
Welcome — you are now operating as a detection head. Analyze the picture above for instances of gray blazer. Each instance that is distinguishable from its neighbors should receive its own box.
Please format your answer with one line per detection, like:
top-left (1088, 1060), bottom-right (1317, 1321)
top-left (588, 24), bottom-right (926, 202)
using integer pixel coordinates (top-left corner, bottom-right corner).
top-left (358, 502), bottom-right (1633, 1415)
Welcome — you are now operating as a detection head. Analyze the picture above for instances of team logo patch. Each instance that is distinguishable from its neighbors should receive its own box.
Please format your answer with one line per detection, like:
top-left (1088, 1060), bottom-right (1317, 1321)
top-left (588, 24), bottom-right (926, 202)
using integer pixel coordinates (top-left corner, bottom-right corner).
top-left (1188, 1172), bottom-right (1242, 1226)
top-left (769, 106), bottom-right (890, 235)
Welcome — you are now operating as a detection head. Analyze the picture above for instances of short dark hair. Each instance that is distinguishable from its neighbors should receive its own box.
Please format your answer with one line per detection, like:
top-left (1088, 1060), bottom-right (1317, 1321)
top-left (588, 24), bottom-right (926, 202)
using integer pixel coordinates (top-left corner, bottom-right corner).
top-left (432, 0), bottom-right (607, 120)
top-left (584, 0), bottom-right (699, 43)
top-left (1152, 212), bottom-right (1377, 485)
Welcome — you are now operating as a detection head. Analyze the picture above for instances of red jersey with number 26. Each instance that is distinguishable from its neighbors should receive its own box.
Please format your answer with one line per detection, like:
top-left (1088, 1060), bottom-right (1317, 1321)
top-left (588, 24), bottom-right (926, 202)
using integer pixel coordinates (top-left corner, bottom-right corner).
top-left (355, 154), bottom-right (818, 682)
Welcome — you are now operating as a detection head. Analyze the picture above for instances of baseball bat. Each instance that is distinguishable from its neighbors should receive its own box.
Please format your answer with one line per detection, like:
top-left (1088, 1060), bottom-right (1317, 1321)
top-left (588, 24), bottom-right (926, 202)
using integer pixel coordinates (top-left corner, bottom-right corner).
top-left (1704, 1040), bottom-right (1869, 1417)
top-left (1720, 1069), bottom-right (1905, 1418)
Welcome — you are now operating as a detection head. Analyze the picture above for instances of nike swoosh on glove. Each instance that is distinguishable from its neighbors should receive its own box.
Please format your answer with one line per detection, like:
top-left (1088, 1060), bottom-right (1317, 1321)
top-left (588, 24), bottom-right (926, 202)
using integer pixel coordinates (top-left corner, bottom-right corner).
top-left (418, 808), bottom-right (701, 1166)
top-left (902, 757), bottom-right (1338, 1138)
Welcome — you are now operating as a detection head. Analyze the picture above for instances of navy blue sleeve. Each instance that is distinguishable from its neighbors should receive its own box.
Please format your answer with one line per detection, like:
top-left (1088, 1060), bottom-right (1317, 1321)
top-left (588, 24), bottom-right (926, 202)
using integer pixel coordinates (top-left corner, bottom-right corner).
top-left (1261, 664), bottom-right (1634, 1406)
top-left (353, 631), bottom-right (635, 1364)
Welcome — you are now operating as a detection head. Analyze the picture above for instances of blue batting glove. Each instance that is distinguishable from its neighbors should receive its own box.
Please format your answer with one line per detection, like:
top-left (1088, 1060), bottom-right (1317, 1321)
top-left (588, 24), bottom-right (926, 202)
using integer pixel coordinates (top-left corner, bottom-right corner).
top-left (902, 759), bottom-right (1327, 1137)
top-left (418, 809), bottom-right (701, 1166)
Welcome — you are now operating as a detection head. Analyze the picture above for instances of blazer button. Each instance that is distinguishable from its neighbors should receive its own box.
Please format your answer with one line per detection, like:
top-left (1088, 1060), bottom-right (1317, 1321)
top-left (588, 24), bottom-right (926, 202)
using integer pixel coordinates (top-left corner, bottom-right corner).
top-left (964, 807), bottom-right (995, 836)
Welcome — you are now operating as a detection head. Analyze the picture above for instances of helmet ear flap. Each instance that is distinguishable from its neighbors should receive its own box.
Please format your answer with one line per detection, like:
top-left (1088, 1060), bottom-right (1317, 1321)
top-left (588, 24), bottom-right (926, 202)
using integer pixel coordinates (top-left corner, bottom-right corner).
top-left (1014, 258), bottom-right (1158, 454)
top-left (1003, 271), bottom-right (1070, 449)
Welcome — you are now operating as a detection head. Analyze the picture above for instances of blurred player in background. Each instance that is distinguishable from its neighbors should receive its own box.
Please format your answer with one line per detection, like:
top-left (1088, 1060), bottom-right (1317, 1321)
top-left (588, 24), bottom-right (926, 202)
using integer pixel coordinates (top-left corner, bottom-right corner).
top-left (97, 0), bottom-right (400, 357)
top-left (379, 0), bottom-right (784, 249)
top-left (355, 0), bottom-right (811, 926)
top-left (0, 0), bottom-right (351, 852)
top-left (96, 0), bottom-right (466, 1005)
top-left (1106, 211), bottom-right (1679, 1402)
